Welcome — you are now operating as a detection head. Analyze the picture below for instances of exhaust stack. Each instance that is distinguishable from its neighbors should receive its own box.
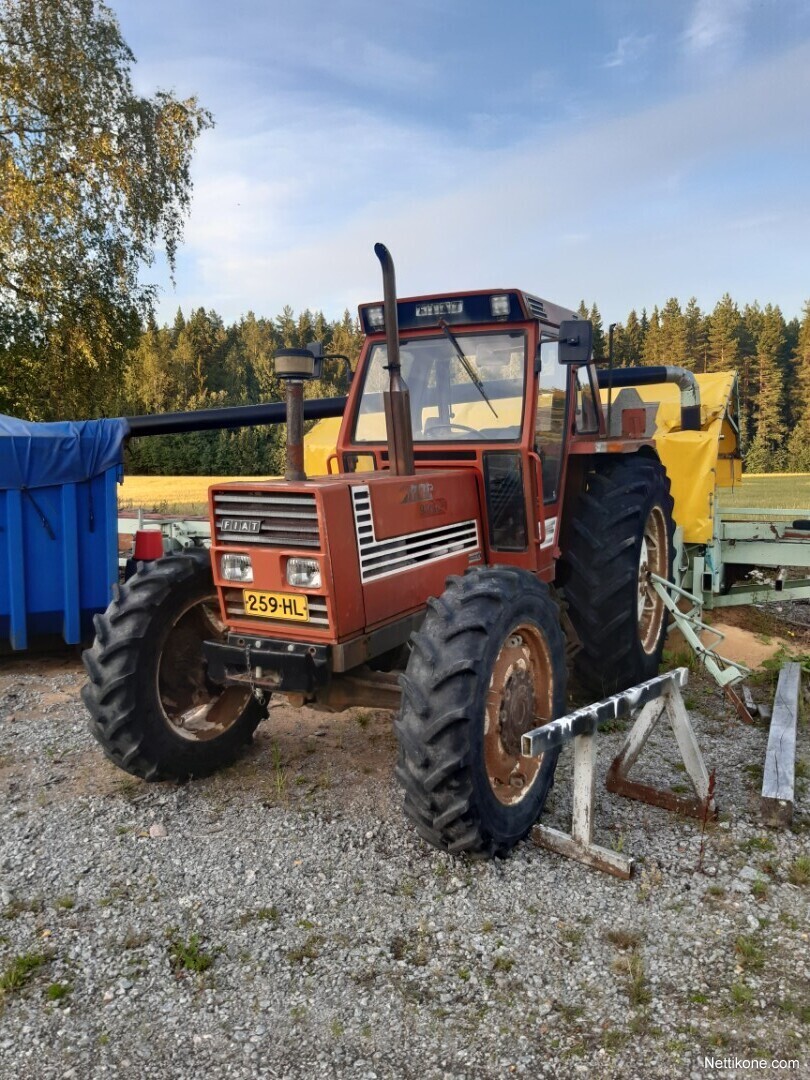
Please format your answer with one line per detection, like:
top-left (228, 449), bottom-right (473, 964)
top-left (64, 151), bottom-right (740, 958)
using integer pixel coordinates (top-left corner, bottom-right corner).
top-left (374, 243), bottom-right (414, 476)
top-left (274, 348), bottom-right (317, 481)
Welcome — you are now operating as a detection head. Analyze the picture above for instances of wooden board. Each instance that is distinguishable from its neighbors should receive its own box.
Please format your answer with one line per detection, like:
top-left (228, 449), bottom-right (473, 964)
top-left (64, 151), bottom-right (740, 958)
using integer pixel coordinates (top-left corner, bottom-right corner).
top-left (761, 663), bottom-right (801, 828)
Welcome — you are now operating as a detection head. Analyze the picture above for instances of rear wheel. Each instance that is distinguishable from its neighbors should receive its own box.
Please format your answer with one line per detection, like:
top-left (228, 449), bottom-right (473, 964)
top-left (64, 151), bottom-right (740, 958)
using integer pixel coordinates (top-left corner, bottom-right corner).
top-left (82, 551), bottom-right (265, 780)
top-left (395, 568), bottom-right (566, 858)
top-left (559, 456), bottom-right (675, 696)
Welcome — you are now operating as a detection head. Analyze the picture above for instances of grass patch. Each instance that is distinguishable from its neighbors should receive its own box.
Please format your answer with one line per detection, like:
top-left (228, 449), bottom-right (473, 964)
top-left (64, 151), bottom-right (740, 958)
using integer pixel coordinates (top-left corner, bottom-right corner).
top-left (751, 879), bottom-right (769, 901)
top-left (45, 982), bottom-right (71, 1002)
top-left (355, 711), bottom-right (372, 729)
top-left (788, 855), bottom-right (810, 886)
top-left (734, 936), bottom-right (764, 970)
top-left (731, 983), bottom-right (754, 1007)
top-left (3, 897), bottom-right (44, 920)
top-left (492, 955), bottom-right (515, 973)
top-left (55, 896), bottom-right (75, 911)
top-left (167, 931), bottom-right (217, 974)
top-left (605, 928), bottom-right (643, 950)
top-left (287, 934), bottom-right (323, 964)
top-left (612, 950), bottom-right (651, 1007)
top-left (690, 991), bottom-right (709, 1005)
top-left (742, 835), bottom-right (775, 854)
top-left (0, 951), bottom-right (48, 1000)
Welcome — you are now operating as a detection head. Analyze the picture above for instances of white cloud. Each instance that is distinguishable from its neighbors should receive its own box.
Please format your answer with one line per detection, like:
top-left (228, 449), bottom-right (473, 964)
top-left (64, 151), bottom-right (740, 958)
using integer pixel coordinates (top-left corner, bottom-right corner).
top-left (683, 0), bottom-right (751, 58)
top-left (604, 33), bottom-right (654, 69)
top-left (160, 40), bottom-right (810, 324)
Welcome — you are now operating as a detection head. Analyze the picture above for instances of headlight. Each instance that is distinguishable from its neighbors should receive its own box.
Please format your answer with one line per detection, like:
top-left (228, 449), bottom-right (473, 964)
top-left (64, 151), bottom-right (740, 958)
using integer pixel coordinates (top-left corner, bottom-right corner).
top-left (366, 305), bottom-right (384, 329)
top-left (221, 554), bottom-right (253, 582)
top-left (287, 557), bottom-right (321, 588)
top-left (490, 294), bottom-right (510, 317)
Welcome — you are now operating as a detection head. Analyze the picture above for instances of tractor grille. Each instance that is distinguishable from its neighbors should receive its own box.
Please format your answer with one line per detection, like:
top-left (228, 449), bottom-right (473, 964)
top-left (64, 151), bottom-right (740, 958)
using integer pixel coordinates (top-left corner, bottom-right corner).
top-left (351, 485), bottom-right (479, 583)
top-left (223, 589), bottom-right (329, 629)
top-left (213, 490), bottom-right (320, 548)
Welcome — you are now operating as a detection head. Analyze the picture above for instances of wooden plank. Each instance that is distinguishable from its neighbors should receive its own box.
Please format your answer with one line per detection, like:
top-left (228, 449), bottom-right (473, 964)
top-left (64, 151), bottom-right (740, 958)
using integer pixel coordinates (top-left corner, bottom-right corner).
top-left (533, 825), bottom-right (633, 880)
top-left (761, 663), bottom-right (800, 828)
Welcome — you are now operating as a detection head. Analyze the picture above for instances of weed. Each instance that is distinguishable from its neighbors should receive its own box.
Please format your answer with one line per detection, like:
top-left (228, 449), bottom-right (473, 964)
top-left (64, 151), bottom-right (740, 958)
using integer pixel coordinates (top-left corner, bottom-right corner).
top-left (287, 934), bottom-right (323, 964)
top-left (731, 983), bottom-right (754, 1006)
top-left (636, 864), bottom-right (663, 901)
top-left (707, 884), bottom-right (726, 898)
top-left (795, 758), bottom-right (809, 780)
top-left (98, 1034), bottom-right (110, 1047)
top-left (734, 936), bottom-right (764, 970)
top-left (361, 1023), bottom-right (373, 1038)
top-left (612, 950), bottom-right (651, 1006)
top-left (167, 932), bottom-right (217, 974)
top-left (778, 998), bottom-right (810, 1024)
top-left (297, 919), bottom-right (315, 930)
top-left (742, 835), bottom-right (775, 854)
top-left (45, 982), bottom-right (71, 1002)
top-left (493, 955), bottom-right (515, 973)
top-left (560, 925), bottom-right (585, 947)
top-left (256, 906), bottom-right (281, 922)
top-left (0, 951), bottom-right (48, 1000)
top-left (779, 911), bottom-right (799, 930)
top-left (788, 855), bottom-right (810, 886)
top-left (670, 782), bottom-right (690, 794)
top-left (330, 1019), bottom-right (344, 1038)
top-left (122, 928), bottom-right (150, 950)
top-left (606, 928), bottom-right (643, 950)
top-left (689, 991), bottom-right (709, 1005)
top-left (751, 879), bottom-right (769, 901)
top-left (458, 968), bottom-right (471, 981)
top-left (270, 742), bottom-right (286, 798)
top-left (602, 1029), bottom-right (628, 1051)
top-left (355, 711), bottom-right (372, 729)
top-left (289, 1004), bottom-right (308, 1021)
top-left (614, 833), bottom-right (626, 854)
top-left (683, 696), bottom-right (697, 711)
top-left (3, 897), bottom-right (43, 920)
top-left (55, 896), bottom-right (75, 911)
top-left (481, 920), bottom-right (495, 933)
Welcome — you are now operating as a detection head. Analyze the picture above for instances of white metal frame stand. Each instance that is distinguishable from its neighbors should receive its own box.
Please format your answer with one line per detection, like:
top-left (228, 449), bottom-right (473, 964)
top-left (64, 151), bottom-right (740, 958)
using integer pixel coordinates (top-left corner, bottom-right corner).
top-left (521, 669), bottom-right (715, 879)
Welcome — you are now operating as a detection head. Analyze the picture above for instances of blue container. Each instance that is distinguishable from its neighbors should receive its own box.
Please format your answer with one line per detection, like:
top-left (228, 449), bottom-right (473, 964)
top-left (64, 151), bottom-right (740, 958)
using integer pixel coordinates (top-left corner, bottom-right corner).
top-left (0, 415), bottom-right (128, 650)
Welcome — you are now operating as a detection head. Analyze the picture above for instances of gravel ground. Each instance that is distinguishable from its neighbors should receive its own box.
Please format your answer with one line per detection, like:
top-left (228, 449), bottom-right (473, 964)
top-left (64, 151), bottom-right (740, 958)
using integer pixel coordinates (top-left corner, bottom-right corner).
top-left (0, 649), bottom-right (808, 1080)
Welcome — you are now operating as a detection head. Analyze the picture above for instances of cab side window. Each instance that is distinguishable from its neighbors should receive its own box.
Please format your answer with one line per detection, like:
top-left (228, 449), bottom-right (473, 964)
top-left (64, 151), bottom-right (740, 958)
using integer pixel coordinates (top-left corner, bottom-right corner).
top-left (535, 339), bottom-right (568, 503)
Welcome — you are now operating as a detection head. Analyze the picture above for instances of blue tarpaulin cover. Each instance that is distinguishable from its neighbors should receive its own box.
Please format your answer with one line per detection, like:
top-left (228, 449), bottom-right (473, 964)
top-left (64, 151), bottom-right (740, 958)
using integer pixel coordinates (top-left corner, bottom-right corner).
top-left (0, 415), bottom-right (129, 491)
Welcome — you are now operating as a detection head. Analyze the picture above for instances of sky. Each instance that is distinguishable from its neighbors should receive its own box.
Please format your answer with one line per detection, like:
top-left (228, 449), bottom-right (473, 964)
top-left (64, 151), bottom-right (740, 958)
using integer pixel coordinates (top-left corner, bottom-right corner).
top-left (113, 0), bottom-right (810, 327)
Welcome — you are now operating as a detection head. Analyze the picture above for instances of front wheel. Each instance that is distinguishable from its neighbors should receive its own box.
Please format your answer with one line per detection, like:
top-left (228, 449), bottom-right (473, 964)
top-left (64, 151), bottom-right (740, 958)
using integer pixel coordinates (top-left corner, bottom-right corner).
top-left (395, 568), bottom-right (567, 858)
top-left (82, 551), bottom-right (265, 781)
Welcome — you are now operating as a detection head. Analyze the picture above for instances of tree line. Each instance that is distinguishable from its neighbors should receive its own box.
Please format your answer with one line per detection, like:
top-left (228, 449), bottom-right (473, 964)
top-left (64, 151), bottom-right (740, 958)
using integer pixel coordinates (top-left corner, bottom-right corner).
top-left (579, 294), bottom-right (810, 472)
top-left (3, 292), bottom-right (809, 475)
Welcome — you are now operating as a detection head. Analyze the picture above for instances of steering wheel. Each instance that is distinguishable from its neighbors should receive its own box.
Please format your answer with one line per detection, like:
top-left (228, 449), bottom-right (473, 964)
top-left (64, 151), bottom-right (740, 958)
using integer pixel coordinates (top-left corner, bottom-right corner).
top-left (424, 422), bottom-right (483, 439)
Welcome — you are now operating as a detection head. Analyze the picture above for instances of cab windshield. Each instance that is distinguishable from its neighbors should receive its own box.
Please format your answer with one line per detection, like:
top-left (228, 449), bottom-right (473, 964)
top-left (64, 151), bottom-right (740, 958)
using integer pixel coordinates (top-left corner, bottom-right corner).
top-left (353, 330), bottom-right (526, 442)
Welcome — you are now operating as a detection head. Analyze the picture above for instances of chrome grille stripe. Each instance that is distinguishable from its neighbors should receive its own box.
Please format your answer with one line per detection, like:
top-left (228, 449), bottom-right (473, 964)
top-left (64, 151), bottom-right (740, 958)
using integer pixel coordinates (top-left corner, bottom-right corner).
top-left (213, 490), bottom-right (320, 548)
top-left (351, 485), bottom-right (479, 583)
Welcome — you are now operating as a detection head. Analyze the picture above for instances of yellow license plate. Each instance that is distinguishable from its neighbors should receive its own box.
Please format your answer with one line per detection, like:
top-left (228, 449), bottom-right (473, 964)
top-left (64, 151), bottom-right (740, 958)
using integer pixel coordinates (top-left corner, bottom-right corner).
top-left (243, 590), bottom-right (309, 622)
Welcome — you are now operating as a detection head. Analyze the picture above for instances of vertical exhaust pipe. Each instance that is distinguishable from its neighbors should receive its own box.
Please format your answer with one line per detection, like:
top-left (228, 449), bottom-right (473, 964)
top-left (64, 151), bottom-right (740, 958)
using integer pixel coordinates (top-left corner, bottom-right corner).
top-left (374, 243), bottom-right (414, 476)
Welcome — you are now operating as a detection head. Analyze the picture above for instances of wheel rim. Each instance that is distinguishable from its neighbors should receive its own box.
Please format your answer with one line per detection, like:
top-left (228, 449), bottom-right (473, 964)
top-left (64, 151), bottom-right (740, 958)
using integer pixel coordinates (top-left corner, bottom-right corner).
top-left (157, 594), bottom-right (253, 742)
top-left (637, 505), bottom-right (668, 655)
top-left (484, 623), bottom-right (554, 806)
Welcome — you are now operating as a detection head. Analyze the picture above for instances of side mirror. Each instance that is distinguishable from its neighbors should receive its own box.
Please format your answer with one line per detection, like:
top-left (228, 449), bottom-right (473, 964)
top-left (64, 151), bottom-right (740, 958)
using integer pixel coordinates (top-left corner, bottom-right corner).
top-left (558, 320), bottom-right (593, 366)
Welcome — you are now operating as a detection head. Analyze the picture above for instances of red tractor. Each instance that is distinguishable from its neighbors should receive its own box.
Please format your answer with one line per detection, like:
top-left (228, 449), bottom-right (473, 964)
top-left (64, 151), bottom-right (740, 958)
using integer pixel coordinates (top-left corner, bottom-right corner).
top-left (83, 245), bottom-right (680, 857)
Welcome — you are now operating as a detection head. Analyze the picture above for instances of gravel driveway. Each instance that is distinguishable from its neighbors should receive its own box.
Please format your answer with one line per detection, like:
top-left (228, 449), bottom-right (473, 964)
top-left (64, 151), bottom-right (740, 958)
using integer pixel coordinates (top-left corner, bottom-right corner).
top-left (0, 652), bottom-right (807, 1079)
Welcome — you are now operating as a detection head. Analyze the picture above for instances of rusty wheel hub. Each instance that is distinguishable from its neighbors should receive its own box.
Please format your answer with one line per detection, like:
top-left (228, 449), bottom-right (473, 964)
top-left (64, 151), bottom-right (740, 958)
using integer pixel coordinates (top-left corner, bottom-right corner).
top-left (484, 626), bottom-right (554, 806)
top-left (637, 505), bottom-right (668, 655)
top-left (158, 597), bottom-right (253, 742)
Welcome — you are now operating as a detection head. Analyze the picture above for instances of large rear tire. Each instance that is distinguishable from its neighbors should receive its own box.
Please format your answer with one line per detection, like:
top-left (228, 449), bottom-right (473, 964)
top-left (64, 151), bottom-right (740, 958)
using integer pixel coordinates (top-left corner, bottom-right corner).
top-left (82, 551), bottom-right (265, 781)
top-left (559, 456), bottom-right (675, 696)
top-left (395, 568), bottom-right (567, 858)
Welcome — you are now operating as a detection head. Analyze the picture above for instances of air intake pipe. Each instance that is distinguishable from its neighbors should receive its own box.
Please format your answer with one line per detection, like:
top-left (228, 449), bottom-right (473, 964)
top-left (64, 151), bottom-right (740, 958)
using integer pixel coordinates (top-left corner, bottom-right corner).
top-left (375, 242), bottom-right (414, 476)
top-left (596, 366), bottom-right (701, 431)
